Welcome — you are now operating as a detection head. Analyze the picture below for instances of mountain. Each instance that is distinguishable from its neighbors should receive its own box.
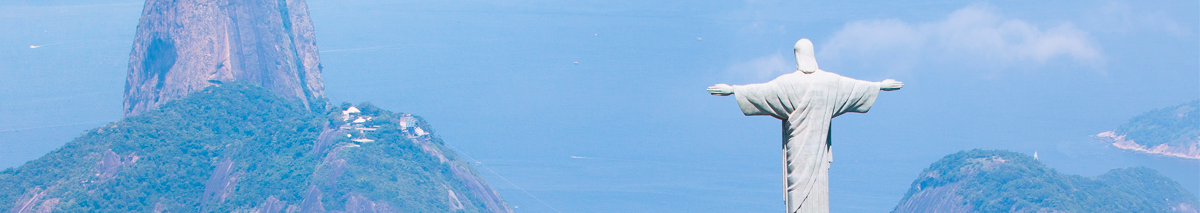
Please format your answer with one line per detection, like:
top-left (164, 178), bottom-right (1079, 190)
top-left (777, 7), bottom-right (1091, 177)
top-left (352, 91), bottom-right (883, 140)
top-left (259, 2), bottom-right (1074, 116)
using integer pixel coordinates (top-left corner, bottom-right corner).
top-left (893, 149), bottom-right (1198, 213)
top-left (124, 0), bottom-right (326, 117)
top-left (1096, 100), bottom-right (1200, 159)
top-left (1, 83), bottom-right (512, 213)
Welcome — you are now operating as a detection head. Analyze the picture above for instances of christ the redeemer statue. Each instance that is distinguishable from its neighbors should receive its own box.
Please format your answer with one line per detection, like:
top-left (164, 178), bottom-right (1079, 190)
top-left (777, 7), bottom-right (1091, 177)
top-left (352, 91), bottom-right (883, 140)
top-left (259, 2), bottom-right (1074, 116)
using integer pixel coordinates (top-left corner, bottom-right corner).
top-left (707, 39), bottom-right (902, 213)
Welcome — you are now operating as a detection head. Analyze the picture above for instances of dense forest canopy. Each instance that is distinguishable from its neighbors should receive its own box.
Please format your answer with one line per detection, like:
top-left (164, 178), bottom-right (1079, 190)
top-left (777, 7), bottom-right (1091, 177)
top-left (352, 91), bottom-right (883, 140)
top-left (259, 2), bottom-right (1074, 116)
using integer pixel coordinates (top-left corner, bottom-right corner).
top-left (1116, 100), bottom-right (1200, 147)
top-left (897, 149), bottom-right (1198, 213)
top-left (0, 82), bottom-right (506, 212)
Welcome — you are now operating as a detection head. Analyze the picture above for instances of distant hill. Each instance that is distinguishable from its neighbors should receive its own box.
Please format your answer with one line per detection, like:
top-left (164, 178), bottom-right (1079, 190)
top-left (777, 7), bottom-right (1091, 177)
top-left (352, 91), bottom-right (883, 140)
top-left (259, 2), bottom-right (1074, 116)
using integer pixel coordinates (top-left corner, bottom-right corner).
top-left (0, 83), bottom-right (512, 213)
top-left (893, 149), bottom-right (1198, 213)
top-left (1096, 100), bottom-right (1199, 159)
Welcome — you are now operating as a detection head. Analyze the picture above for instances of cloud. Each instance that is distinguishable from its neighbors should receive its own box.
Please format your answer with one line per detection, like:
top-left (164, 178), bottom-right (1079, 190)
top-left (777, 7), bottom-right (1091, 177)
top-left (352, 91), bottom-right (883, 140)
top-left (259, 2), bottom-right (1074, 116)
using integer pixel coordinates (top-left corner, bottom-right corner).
top-left (724, 51), bottom-right (793, 80)
top-left (819, 4), bottom-right (1104, 73)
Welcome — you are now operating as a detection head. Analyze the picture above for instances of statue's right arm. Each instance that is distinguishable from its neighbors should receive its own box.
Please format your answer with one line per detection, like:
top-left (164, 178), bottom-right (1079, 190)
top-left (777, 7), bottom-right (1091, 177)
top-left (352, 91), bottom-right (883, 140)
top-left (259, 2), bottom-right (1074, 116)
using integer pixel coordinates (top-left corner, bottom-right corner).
top-left (707, 84), bottom-right (734, 96)
top-left (880, 79), bottom-right (903, 91)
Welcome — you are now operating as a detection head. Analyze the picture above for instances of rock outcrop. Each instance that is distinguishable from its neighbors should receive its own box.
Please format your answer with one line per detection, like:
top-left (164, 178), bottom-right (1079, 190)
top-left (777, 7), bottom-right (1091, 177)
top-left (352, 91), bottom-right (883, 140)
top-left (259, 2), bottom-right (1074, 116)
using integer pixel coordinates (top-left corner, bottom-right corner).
top-left (1096, 131), bottom-right (1200, 160)
top-left (1097, 100), bottom-right (1200, 160)
top-left (124, 0), bottom-right (325, 116)
top-left (892, 182), bottom-right (975, 213)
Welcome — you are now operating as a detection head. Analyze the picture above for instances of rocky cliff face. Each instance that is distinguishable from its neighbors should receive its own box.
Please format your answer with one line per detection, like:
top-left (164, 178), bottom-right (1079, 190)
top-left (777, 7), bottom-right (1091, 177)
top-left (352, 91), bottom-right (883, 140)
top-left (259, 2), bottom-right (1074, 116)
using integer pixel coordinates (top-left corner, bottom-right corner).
top-left (892, 182), bottom-right (976, 213)
top-left (124, 0), bottom-right (325, 116)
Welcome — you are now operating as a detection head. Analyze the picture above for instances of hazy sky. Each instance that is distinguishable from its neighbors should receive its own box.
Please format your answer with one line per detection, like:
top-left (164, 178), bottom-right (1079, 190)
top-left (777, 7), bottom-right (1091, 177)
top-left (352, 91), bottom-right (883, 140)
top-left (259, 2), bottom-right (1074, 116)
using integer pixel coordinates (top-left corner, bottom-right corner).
top-left (2, 0), bottom-right (1197, 212)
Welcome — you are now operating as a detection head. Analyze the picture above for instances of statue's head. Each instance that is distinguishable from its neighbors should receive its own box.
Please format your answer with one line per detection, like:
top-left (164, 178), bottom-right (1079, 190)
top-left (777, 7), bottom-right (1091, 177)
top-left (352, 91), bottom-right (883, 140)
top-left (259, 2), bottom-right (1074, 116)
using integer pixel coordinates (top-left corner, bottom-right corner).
top-left (794, 38), bottom-right (818, 74)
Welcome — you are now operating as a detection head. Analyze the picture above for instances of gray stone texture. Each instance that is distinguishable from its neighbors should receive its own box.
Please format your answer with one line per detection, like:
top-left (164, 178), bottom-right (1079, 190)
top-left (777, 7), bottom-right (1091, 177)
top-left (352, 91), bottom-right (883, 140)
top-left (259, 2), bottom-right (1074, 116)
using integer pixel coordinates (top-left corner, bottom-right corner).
top-left (124, 0), bottom-right (326, 116)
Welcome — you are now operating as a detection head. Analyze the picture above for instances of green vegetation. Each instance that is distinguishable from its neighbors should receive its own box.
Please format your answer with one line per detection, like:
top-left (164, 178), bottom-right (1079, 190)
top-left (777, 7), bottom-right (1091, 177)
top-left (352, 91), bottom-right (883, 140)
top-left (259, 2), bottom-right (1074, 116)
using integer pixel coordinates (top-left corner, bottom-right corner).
top-left (898, 149), bottom-right (1199, 213)
top-left (0, 82), bottom-right (504, 212)
top-left (1115, 100), bottom-right (1199, 147)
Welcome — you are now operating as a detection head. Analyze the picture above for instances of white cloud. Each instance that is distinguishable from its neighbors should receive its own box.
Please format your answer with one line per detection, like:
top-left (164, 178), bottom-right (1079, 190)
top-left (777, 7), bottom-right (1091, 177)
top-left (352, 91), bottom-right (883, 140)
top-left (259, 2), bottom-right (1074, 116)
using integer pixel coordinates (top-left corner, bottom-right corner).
top-left (724, 51), bottom-right (793, 81)
top-left (819, 4), bottom-right (1103, 73)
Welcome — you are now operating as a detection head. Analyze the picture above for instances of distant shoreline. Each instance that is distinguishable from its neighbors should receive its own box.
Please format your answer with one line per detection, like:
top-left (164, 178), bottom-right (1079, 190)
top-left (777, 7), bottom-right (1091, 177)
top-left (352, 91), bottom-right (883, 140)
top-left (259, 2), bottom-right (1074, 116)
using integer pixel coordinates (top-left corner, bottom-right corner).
top-left (1095, 131), bottom-right (1200, 160)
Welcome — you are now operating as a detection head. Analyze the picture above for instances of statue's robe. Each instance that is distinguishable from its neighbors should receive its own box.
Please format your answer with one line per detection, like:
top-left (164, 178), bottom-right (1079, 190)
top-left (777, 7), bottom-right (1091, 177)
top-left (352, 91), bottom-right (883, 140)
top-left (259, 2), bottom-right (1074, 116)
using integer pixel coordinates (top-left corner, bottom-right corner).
top-left (732, 70), bottom-right (880, 213)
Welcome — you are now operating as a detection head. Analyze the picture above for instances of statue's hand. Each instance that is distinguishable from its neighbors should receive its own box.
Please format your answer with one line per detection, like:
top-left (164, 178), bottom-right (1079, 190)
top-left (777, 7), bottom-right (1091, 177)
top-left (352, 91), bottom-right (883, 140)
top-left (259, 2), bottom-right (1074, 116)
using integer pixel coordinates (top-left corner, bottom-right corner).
top-left (880, 79), bottom-right (903, 91)
top-left (707, 84), bottom-right (734, 96)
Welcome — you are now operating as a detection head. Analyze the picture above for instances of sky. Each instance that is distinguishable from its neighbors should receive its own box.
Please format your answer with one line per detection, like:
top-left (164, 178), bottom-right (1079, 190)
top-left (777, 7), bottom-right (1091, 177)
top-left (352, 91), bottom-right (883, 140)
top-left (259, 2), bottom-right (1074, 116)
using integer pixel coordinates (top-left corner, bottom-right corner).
top-left (1, 0), bottom-right (1197, 212)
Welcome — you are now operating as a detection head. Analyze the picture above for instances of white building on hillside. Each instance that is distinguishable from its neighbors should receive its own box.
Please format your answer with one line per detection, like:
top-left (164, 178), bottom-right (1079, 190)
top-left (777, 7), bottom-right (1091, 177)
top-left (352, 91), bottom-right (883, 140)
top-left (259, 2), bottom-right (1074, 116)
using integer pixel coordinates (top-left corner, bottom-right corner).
top-left (342, 106), bottom-right (361, 121)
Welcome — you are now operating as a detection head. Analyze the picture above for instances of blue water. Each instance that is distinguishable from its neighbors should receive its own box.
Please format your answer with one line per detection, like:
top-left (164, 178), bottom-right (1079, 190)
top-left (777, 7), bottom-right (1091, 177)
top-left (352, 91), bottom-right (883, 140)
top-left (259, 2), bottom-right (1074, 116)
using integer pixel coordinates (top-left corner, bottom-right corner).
top-left (2, 1), bottom-right (1197, 213)
top-left (445, 133), bottom-right (1198, 213)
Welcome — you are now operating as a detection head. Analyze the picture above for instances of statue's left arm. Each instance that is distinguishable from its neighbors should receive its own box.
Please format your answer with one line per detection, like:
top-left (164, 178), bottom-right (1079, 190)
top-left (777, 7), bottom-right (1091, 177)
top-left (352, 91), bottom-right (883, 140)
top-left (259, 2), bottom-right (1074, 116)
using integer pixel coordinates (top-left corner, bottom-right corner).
top-left (835, 77), bottom-right (901, 116)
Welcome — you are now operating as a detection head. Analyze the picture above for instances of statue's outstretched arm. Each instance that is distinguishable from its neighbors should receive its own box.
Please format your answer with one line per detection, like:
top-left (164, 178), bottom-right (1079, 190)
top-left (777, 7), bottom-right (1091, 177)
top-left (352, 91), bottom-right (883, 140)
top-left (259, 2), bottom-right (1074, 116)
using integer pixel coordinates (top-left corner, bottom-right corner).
top-left (880, 79), bottom-right (903, 91)
top-left (708, 84), bottom-right (734, 96)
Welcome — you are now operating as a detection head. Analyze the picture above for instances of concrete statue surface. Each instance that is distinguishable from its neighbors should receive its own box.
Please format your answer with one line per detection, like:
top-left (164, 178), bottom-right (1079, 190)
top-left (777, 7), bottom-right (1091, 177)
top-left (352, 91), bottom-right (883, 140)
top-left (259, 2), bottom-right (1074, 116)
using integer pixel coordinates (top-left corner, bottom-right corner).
top-left (707, 39), bottom-right (902, 213)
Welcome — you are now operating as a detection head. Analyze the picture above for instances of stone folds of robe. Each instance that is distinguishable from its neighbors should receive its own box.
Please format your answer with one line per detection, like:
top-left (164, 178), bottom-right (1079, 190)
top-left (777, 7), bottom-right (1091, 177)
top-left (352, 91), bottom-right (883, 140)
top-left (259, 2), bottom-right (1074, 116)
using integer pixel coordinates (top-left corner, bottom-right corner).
top-left (731, 70), bottom-right (880, 213)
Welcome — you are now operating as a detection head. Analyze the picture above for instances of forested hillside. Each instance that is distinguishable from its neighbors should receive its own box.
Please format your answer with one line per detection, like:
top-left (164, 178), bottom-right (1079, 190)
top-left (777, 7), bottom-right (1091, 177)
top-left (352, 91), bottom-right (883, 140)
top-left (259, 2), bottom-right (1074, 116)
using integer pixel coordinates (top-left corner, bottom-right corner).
top-left (1116, 100), bottom-right (1199, 147)
top-left (0, 83), bottom-right (510, 212)
top-left (1097, 100), bottom-right (1199, 159)
top-left (894, 149), bottom-right (1198, 213)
